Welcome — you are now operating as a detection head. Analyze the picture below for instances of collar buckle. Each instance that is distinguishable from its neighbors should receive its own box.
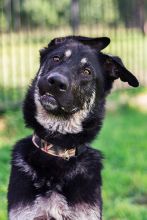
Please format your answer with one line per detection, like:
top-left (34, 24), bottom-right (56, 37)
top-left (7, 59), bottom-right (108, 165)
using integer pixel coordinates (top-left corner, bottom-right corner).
top-left (63, 150), bottom-right (70, 160)
top-left (32, 134), bottom-right (76, 160)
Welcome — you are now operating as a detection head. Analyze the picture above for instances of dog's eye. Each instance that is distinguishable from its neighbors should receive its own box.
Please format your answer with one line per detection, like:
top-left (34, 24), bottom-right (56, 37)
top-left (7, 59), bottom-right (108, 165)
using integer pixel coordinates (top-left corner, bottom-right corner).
top-left (83, 68), bottom-right (91, 76)
top-left (53, 56), bottom-right (60, 62)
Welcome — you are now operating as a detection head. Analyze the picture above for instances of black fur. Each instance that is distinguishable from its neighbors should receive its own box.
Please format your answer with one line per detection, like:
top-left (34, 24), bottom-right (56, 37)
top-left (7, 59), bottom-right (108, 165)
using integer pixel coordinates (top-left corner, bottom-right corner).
top-left (8, 36), bottom-right (139, 220)
top-left (9, 136), bottom-right (103, 207)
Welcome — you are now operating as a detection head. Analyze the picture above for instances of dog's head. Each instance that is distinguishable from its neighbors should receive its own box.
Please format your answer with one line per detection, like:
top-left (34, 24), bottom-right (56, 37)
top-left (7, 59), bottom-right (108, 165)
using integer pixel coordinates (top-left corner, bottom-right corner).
top-left (37, 36), bottom-right (110, 115)
top-left (23, 36), bottom-right (139, 143)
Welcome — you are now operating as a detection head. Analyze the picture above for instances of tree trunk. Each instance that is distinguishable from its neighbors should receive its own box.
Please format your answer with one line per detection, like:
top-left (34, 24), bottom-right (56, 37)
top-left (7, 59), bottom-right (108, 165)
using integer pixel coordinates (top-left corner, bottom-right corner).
top-left (71, 0), bottom-right (79, 34)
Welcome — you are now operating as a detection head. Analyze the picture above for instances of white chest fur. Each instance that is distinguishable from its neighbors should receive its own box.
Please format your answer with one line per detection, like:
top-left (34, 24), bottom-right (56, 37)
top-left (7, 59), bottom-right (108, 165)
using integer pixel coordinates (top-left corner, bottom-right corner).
top-left (9, 192), bottom-right (100, 220)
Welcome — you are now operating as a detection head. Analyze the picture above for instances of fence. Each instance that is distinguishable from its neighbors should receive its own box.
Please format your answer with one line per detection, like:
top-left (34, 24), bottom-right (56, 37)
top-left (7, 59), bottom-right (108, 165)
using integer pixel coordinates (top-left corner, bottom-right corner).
top-left (0, 0), bottom-right (147, 111)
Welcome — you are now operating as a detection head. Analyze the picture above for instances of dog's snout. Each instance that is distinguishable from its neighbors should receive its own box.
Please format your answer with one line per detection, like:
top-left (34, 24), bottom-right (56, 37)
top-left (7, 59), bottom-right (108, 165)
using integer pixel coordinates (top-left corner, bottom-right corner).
top-left (48, 73), bottom-right (69, 92)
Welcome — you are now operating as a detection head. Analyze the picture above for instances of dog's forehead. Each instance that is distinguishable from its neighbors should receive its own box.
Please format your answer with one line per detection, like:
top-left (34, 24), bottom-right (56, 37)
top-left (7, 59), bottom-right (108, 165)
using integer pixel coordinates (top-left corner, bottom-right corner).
top-left (65, 49), bottom-right (72, 58)
top-left (64, 50), bottom-right (88, 64)
top-left (62, 41), bottom-right (97, 62)
top-left (49, 40), bottom-right (98, 65)
top-left (65, 41), bottom-right (94, 53)
top-left (80, 57), bottom-right (88, 64)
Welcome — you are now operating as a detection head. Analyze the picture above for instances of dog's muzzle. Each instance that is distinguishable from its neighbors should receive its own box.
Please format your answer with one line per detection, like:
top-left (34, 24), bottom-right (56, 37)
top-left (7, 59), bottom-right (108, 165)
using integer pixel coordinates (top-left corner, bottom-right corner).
top-left (38, 72), bottom-right (69, 111)
top-left (37, 72), bottom-right (79, 113)
top-left (40, 93), bottom-right (58, 111)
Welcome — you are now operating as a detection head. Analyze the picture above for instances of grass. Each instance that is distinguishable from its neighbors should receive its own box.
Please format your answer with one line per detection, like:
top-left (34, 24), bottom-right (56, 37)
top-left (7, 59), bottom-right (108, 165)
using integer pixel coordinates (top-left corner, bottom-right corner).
top-left (0, 88), bottom-right (147, 220)
top-left (93, 107), bottom-right (147, 219)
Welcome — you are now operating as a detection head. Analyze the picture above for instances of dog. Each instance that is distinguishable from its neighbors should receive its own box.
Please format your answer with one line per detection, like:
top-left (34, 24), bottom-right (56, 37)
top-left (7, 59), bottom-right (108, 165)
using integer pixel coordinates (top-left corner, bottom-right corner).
top-left (8, 36), bottom-right (139, 220)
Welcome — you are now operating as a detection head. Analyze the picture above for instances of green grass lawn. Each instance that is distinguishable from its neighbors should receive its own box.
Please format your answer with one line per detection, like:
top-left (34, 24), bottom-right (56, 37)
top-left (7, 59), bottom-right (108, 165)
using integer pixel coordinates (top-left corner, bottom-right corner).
top-left (0, 89), bottom-right (147, 220)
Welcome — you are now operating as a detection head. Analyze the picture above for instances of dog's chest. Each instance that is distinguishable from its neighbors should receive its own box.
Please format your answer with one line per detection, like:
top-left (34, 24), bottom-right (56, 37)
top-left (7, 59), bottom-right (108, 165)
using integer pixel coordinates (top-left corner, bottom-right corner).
top-left (9, 191), bottom-right (100, 220)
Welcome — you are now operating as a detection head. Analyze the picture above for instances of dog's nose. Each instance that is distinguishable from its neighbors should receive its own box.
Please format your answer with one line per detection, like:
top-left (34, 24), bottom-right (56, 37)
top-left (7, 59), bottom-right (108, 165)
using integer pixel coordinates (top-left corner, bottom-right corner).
top-left (48, 72), bottom-right (69, 92)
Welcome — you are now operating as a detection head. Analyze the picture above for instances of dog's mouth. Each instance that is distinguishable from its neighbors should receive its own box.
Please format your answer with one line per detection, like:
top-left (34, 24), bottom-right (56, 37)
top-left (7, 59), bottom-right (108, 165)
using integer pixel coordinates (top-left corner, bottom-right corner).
top-left (40, 93), bottom-right (58, 111)
top-left (39, 92), bottom-right (80, 114)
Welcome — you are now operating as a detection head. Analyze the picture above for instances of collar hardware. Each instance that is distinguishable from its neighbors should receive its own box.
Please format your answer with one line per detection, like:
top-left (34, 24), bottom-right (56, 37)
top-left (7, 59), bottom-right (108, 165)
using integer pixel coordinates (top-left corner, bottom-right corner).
top-left (32, 134), bottom-right (76, 160)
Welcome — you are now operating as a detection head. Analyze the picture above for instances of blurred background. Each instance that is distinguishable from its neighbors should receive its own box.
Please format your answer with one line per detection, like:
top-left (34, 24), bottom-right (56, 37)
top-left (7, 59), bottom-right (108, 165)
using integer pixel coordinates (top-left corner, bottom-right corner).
top-left (0, 0), bottom-right (147, 219)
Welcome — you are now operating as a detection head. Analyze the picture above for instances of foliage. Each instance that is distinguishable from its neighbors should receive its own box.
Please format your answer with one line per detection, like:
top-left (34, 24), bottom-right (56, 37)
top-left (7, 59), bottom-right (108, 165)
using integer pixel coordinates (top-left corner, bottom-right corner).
top-left (79, 0), bottom-right (118, 26)
top-left (0, 0), bottom-right (147, 32)
top-left (21, 0), bottom-right (70, 28)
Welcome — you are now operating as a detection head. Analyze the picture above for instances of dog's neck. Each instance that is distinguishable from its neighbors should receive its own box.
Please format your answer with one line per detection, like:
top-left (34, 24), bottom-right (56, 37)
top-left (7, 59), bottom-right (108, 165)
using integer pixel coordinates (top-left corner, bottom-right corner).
top-left (34, 107), bottom-right (105, 148)
top-left (32, 133), bottom-right (87, 160)
top-left (23, 86), bottom-right (106, 147)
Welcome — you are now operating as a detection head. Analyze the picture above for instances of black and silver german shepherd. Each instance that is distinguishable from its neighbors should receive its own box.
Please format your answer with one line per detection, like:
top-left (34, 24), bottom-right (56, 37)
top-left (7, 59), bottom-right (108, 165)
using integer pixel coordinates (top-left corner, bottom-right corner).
top-left (8, 36), bottom-right (139, 220)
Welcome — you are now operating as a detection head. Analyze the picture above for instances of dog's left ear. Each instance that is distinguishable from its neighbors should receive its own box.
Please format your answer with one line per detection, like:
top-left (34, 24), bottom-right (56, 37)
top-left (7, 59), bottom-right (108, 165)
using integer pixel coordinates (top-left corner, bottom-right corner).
top-left (101, 53), bottom-right (139, 87)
